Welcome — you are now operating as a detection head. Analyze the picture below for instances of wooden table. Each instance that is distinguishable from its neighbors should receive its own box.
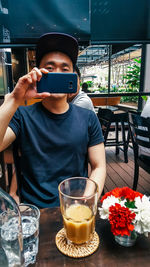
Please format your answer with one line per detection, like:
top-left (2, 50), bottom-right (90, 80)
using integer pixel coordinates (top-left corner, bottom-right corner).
top-left (31, 207), bottom-right (150, 267)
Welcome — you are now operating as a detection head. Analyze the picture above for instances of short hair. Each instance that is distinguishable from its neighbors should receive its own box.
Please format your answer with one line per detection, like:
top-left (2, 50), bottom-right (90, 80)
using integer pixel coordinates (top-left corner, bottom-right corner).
top-left (82, 82), bottom-right (88, 90)
top-left (74, 65), bottom-right (81, 79)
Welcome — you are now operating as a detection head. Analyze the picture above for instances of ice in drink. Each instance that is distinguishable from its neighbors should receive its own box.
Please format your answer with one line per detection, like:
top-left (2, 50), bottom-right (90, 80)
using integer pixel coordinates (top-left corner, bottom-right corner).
top-left (1, 216), bottom-right (39, 267)
top-left (22, 216), bottom-right (39, 266)
top-left (1, 217), bottom-right (23, 267)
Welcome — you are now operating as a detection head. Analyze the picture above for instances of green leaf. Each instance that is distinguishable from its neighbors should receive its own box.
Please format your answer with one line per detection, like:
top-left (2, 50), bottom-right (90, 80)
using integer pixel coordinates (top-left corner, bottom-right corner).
top-left (125, 199), bottom-right (136, 209)
top-left (142, 96), bottom-right (148, 101)
top-left (134, 58), bottom-right (141, 64)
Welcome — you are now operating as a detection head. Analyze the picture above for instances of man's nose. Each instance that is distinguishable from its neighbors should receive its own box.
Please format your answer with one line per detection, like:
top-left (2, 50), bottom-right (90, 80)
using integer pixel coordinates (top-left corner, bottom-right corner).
top-left (55, 68), bottom-right (62, 73)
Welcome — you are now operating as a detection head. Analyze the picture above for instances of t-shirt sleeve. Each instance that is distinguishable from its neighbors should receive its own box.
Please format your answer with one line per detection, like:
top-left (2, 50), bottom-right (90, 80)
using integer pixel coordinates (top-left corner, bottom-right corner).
top-left (88, 111), bottom-right (104, 147)
top-left (9, 109), bottom-right (21, 137)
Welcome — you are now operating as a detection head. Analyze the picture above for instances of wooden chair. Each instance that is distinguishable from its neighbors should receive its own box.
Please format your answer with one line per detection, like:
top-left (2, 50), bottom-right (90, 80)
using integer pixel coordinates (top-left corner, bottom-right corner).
top-left (97, 107), bottom-right (128, 163)
top-left (12, 140), bottom-right (23, 202)
top-left (0, 151), bottom-right (7, 191)
top-left (0, 147), bottom-right (14, 193)
top-left (128, 113), bottom-right (150, 190)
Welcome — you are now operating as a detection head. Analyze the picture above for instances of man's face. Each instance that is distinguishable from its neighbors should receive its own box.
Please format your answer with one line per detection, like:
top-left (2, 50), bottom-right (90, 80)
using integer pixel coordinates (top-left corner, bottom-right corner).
top-left (39, 51), bottom-right (74, 99)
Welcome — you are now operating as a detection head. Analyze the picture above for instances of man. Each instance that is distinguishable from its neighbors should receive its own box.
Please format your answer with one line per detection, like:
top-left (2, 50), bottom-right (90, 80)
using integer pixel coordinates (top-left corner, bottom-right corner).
top-left (82, 82), bottom-right (90, 93)
top-left (0, 32), bottom-right (106, 208)
top-left (68, 65), bottom-right (95, 112)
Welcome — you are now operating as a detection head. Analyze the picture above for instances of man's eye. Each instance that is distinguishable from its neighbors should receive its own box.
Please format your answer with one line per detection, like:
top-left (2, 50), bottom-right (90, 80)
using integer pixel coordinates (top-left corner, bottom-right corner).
top-left (63, 68), bottom-right (69, 72)
top-left (46, 67), bottom-right (53, 71)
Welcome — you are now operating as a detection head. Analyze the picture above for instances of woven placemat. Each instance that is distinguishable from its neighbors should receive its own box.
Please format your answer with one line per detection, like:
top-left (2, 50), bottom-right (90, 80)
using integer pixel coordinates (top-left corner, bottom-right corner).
top-left (55, 228), bottom-right (99, 258)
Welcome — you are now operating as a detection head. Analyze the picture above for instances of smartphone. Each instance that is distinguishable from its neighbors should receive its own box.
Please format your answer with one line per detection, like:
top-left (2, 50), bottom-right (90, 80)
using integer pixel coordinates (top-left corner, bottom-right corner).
top-left (37, 73), bottom-right (77, 93)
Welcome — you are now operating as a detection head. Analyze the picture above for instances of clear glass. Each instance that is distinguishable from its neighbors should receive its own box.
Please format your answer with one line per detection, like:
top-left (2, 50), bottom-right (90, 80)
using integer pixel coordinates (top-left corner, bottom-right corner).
top-left (19, 204), bottom-right (40, 267)
top-left (114, 231), bottom-right (137, 247)
top-left (0, 187), bottom-right (24, 267)
top-left (58, 177), bottom-right (98, 245)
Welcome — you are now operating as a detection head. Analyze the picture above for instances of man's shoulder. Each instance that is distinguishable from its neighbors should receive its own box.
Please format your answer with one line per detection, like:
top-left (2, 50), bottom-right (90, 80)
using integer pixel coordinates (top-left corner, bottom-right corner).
top-left (76, 90), bottom-right (90, 100)
top-left (14, 103), bottom-right (42, 121)
top-left (71, 103), bottom-right (95, 117)
top-left (18, 102), bottom-right (40, 113)
top-left (71, 91), bottom-right (95, 112)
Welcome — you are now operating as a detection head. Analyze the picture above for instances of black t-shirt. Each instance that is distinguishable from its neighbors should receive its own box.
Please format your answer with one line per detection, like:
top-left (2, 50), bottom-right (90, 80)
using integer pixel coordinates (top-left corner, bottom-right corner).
top-left (9, 102), bottom-right (104, 208)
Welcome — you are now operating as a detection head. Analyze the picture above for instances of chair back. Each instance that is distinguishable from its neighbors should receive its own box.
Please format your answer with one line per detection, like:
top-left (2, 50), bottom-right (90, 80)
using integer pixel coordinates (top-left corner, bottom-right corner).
top-left (97, 108), bottom-right (113, 141)
top-left (97, 108), bottom-right (113, 126)
top-left (128, 113), bottom-right (150, 151)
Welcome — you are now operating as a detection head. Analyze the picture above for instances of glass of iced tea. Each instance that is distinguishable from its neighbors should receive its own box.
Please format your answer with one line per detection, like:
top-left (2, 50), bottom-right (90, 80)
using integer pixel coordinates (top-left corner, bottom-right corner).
top-left (58, 177), bottom-right (98, 245)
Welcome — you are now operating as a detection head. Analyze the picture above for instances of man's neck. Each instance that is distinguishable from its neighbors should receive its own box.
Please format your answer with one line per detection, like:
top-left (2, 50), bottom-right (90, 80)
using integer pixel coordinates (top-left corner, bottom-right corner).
top-left (42, 97), bottom-right (69, 114)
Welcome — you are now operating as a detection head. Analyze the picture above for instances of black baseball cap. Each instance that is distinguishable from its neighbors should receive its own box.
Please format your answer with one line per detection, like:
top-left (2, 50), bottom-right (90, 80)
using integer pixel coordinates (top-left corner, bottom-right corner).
top-left (36, 32), bottom-right (79, 67)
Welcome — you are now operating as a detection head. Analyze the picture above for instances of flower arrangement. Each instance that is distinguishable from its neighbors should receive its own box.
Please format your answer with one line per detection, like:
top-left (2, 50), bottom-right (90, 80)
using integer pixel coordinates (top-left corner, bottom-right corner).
top-left (99, 187), bottom-right (150, 237)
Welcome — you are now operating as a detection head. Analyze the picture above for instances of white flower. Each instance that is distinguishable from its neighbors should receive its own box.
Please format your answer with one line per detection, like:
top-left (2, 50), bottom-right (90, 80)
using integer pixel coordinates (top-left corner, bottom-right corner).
top-left (134, 196), bottom-right (150, 236)
top-left (134, 195), bottom-right (150, 211)
top-left (98, 196), bottom-right (120, 219)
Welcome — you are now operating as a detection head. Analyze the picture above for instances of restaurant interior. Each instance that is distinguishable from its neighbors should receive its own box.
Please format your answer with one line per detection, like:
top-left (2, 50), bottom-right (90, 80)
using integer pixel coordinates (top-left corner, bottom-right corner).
top-left (0, 1), bottom-right (150, 266)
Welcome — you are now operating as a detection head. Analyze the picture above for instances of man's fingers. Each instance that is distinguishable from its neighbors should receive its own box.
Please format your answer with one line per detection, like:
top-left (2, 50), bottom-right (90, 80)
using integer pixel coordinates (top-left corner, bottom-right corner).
top-left (18, 75), bottom-right (33, 86)
top-left (31, 71), bottom-right (37, 82)
top-left (30, 71), bottom-right (38, 90)
top-left (12, 68), bottom-right (50, 101)
top-left (23, 67), bottom-right (49, 84)
top-left (33, 67), bottom-right (41, 75)
top-left (36, 92), bottom-right (51, 98)
top-left (33, 67), bottom-right (49, 81)
top-left (32, 67), bottom-right (42, 81)
top-left (40, 68), bottom-right (49, 74)
top-left (20, 68), bottom-right (41, 87)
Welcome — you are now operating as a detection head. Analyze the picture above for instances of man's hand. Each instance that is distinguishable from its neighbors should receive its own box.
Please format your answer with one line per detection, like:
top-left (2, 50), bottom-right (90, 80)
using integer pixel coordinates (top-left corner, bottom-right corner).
top-left (11, 67), bottom-right (51, 105)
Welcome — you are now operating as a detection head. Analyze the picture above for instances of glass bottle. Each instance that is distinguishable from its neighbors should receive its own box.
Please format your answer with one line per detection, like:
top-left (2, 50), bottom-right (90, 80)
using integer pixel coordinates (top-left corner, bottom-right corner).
top-left (0, 187), bottom-right (24, 266)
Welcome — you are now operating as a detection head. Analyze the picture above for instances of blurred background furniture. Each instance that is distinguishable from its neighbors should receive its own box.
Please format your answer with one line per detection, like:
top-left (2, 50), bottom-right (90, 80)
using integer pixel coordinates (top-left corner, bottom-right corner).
top-left (91, 97), bottom-right (121, 107)
top-left (12, 140), bottom-right (23, 203)
top-left (97, 107), bottom-right (128, 163)
top-left (0, 146), bottom-right (14, 192)
top-left (129, 113), bottom-right (150, 190)
top-left (0, 151), bottom-right (7, 191)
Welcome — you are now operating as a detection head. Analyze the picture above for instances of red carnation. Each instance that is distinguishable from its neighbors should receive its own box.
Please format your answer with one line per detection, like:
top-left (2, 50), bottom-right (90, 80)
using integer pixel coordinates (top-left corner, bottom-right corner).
top-left (101, 188), bottom-right (121, 203)
top-left (109, 203), bottom-right (136, 236)
top-left (101, 187), bottom-right (143, 203)
top-left (119, 187), bottom-right (143, 201)
top-left (101, 191), bottom-right (113, 202)
top-left (134, 191), bottom-right (143, 199)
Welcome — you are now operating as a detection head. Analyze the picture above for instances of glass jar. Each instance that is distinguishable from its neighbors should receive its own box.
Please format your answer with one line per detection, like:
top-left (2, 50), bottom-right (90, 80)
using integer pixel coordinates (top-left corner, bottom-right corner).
top-left (114, 231), bottom-right (137, 247)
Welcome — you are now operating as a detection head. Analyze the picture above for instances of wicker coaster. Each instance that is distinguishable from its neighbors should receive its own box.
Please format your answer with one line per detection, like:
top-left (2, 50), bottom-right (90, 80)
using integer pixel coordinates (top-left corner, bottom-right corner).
top-left (55, 228), bottom-right (100, 258)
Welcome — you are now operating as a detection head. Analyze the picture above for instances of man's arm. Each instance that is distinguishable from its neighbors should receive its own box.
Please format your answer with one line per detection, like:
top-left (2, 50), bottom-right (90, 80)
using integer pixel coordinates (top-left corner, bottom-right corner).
top-left (0, 67), bottom-right (51, 152)
top-left (0, 94), bottom-right (20, 151)
top-left (88, 142), bottom-right (106, 199)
